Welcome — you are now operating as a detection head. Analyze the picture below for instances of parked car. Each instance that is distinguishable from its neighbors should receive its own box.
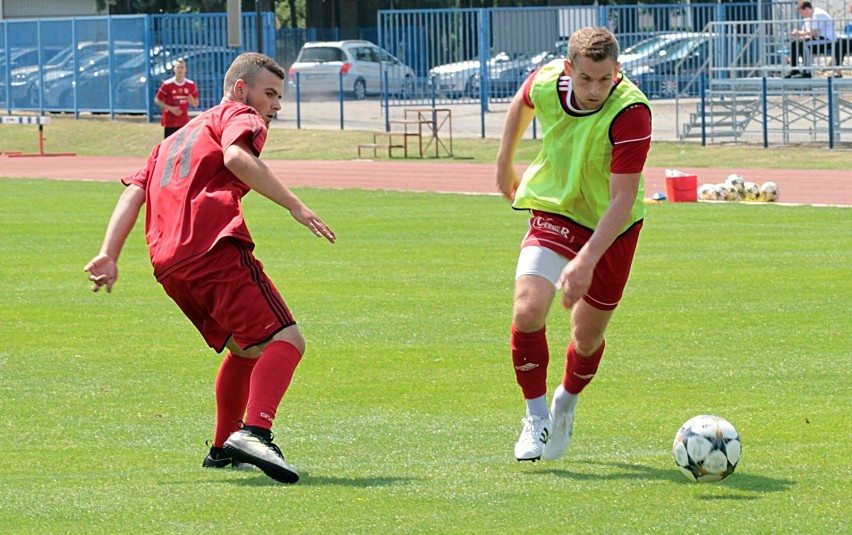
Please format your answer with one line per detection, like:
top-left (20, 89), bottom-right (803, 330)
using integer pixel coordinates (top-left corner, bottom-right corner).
top-left (114, 46), bottom-right (239, 111)
top-left (429, 49), bottom-right (556, 99)
top-left (4, 41), bottom-right (140, 107)
top-left (288, 40), bottom-right (415, 100)
top-left (40, 48), bottom-right (144, 109)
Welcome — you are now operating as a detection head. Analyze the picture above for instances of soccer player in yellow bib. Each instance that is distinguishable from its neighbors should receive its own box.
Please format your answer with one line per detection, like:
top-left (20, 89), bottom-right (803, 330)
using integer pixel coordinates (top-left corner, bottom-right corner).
top-left (496, 27), bottom-right (652, 462)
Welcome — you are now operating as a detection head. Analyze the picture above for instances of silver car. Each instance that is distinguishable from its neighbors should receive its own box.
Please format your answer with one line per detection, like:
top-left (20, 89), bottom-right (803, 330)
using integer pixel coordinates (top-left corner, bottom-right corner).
top-left (288, 40), bottom-right (415, 100)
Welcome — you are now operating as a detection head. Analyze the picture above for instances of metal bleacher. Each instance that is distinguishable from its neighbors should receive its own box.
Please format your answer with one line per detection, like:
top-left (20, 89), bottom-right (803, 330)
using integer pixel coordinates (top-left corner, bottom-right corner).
top-left (676, 16), bottom-right (852, 147)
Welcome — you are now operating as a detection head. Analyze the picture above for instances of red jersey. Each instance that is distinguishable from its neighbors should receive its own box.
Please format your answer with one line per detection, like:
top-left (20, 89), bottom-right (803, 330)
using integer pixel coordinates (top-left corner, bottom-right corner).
top-left (520, 69), bottom-right (651, 174)
top-left (155, 77), bottom-right (199, 128)
top-left (123, 100), bottom-right (268, 280)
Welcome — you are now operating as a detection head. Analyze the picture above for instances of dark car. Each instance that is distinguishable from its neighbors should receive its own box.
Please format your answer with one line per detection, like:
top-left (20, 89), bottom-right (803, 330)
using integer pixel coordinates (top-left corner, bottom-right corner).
top-left (114, 47), bottom-right (239, 112)
top-left (40, 48), bottom-right (145, 109)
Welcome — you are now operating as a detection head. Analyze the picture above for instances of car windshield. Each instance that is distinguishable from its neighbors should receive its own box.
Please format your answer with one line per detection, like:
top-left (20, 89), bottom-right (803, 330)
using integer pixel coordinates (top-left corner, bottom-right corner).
top-left (299, 47), bottom-right (346, 63)
top-left (622, 36), bottom-right (682, 56)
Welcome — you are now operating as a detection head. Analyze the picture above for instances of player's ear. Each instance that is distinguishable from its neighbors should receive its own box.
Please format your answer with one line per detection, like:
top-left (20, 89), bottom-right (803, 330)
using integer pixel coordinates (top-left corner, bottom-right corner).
top-left (564, 59), bottom-right (572, 75)
top-left (233, 79), bottom-right (248, 99)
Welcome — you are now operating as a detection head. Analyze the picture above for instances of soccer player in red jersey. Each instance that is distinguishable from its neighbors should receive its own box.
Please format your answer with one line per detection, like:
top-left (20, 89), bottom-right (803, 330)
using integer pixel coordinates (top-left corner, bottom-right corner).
top-left (496, 27), bottom-right (652, 462)
top-left (85, 52), bottom-right (336, 484)
top-left (154, 59), bottom-right (200, 138)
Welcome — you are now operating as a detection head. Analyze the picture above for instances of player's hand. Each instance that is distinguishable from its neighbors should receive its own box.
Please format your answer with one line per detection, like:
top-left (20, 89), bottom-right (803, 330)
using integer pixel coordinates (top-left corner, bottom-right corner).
top-left (84, 253), bottom-right (118, 293)
top-left (557, 258), bottom-right (593, 309)
top-left (496, 167), bottom-right (520, 202)
top-left (290, 206), bottom-right (336, 243)
top-left (170, 106), bottom-right (183, 116)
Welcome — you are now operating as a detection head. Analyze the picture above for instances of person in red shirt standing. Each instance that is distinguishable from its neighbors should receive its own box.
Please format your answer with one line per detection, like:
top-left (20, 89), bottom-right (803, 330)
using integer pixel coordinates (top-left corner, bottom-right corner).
top-left (84, 52), bottom-right (336, 484)
top-left (154, 59), bottom-right (200, 138)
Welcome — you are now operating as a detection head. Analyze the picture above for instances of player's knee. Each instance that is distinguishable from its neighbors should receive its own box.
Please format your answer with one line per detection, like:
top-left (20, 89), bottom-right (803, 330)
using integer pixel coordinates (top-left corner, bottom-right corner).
top-left (513, 302), bottom-right (548, 332)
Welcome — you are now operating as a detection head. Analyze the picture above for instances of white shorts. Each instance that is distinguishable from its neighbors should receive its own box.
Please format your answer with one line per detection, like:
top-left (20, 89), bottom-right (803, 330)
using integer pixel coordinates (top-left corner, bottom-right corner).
top-left (515, 245), bottom-right (568, 287)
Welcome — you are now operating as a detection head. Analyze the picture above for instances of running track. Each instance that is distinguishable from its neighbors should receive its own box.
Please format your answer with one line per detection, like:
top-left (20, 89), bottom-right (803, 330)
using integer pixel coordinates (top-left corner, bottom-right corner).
top-left (1, 155), bottom-right (849, 206)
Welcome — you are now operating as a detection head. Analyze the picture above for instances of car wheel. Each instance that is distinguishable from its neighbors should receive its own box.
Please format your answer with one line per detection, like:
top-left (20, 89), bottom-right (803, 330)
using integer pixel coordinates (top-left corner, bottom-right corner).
top-left (400, 75), bottom-right (414, 99)
top-left (353, 79), bottom-right (367, 100)
top-left (466, 75), bottom-right (479, 99)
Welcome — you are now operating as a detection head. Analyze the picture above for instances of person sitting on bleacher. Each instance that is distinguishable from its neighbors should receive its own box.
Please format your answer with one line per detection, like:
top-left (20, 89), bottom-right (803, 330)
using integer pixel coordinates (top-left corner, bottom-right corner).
top-left (832, 1), bottom-right (852, 78)
top-left (785, 1), bottom-right (836, 78)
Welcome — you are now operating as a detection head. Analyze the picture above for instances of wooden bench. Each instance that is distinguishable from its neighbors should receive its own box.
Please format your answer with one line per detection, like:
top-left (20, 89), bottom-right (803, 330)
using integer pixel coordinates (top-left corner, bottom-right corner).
top-left (356, 108), bottom-right (453, 159)
top-left (357, 132), bottom-right (406, 159)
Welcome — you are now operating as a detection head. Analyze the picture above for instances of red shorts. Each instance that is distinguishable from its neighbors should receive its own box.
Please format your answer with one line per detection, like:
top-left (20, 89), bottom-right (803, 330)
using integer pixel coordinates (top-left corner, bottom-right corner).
top-left (159, 238), bottom-right (295, 352)
top-left (521, 210), bottom-right (643, 310)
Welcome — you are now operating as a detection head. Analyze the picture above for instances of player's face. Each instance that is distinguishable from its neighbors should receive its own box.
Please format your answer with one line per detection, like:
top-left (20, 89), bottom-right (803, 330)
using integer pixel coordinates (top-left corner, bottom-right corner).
top-left (567, 56), bottom-right (619, 111)
top-left (173, 62), bottom-right (187, 79)
top-left (241, 70), bottom-right (283, 125)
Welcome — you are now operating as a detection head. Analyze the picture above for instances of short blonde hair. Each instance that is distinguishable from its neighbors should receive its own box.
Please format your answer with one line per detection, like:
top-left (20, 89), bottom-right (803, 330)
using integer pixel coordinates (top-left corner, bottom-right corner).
top-left (223, 52), bottom-right (285, 97)
top-left (567, 27), bottom-right (620, 64)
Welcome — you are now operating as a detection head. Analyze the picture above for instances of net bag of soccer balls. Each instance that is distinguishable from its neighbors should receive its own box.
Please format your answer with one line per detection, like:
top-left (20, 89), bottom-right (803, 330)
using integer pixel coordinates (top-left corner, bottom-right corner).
top-left (672, 415), bottom-right (741, 482)
top-left (698, 174), bottom-right (779, 202)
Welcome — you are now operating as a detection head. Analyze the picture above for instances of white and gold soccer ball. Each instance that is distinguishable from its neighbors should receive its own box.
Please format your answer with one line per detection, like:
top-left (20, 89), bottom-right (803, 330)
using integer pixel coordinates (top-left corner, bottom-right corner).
top-left (715, 183), bottom-right (737, 201)
top-left (760, 181), bottom-right (780, 202)
top-left (743, 181), bottom-right (761, 201)
top-left (725, 174), bottom-right (745, 199)
top-left (698, 183), bottom-right (717, 201)
top-left (673, 415), bottom-right (741, 483)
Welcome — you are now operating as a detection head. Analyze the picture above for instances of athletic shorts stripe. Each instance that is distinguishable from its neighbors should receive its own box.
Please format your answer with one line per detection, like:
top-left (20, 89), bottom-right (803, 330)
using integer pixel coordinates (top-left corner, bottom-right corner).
top-left (236, 242), bottom-right (293, 325)
top-left (159, 238), bottom-right (296, 351)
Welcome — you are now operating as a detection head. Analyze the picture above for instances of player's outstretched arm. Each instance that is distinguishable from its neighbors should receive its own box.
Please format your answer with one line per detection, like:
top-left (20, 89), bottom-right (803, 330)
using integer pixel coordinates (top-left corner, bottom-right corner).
top-left (84, 184), bottom-right (146, 293)
top-left (224, 139), bottom-right (336, 243)
top-left (496, 88), bottom-right (534, 202)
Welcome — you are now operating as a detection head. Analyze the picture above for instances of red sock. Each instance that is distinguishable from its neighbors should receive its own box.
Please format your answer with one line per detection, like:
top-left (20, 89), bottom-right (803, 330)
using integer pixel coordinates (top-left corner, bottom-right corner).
top-left (511, 324), bottom-right (549, 400)
top-left (213, 352), bottom-right (257, 447)
top-left (243, 341), bottom-right (303, 430)
top-left (562, 340), bottom-right (605, 395)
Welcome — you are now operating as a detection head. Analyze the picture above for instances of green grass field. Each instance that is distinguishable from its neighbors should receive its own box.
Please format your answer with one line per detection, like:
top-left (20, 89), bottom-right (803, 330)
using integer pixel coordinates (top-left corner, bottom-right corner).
top-left (0, 177), bottom-right (849, 533)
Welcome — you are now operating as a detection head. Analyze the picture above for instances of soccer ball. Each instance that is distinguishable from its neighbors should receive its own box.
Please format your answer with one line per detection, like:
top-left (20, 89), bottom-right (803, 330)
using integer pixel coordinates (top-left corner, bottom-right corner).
top-left (714, 183), bottom-right (736, 201)
top-left (698, 183), bottom-right (716, 201)
top-left (725, 174), bottom-right (745, 199)
top-left (743, 181), bottom-right (761, 201)
top-left (672, 415), bottom-right (741, 483)
top-left (760, 181), bottom-right (780, 202)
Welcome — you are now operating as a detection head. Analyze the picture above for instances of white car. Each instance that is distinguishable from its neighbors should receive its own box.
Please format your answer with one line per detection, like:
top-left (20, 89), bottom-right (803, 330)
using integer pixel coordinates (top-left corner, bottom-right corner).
top-left (428, 51), bottom-right (551, 98)
top-left (288, 40), bottom-right (415, 100)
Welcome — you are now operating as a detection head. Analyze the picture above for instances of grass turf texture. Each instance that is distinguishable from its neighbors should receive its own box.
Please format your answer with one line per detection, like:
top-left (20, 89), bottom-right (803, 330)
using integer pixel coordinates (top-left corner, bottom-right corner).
top-left (0, 178), bottom-right (849, 533)
top-left (1, 115), bottom-right (851, 168)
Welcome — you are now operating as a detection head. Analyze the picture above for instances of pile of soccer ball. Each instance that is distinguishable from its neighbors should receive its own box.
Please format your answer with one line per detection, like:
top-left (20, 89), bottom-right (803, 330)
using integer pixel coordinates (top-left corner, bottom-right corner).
top-left (672, 414), bottom-right (741, 483)
top-left (698, 174), bottom-right (779, 202)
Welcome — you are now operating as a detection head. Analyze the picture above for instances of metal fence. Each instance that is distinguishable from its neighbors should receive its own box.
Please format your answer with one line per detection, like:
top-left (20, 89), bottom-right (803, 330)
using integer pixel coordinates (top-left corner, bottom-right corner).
top-left (1, 12), bottom-right (274, 119)
top-left (373, 2), bottom-right (799, 108)
top-left (676, 15), bottom-right (852, 147)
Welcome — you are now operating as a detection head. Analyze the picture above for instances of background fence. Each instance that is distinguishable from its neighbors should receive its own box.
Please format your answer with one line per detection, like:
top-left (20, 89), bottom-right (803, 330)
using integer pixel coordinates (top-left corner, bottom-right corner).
top-left (1, 12), bottom-right (274, 119)
top-left (6, 1), bottom-right (852, 147)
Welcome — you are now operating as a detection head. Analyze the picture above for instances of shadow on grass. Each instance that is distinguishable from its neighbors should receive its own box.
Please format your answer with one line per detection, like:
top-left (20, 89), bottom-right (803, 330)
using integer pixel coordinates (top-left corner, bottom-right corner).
top-left (230, 474), bottom-right (421, 488)
top-left (535, 460), bottom-right (794, 494)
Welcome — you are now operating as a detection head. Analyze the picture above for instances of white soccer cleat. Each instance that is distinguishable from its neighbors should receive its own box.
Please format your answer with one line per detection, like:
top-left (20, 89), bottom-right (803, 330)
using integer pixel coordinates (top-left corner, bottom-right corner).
top-left (514, 415), bottom-right (552, 462)
top-left (542, 397), bottom-right (577, 461)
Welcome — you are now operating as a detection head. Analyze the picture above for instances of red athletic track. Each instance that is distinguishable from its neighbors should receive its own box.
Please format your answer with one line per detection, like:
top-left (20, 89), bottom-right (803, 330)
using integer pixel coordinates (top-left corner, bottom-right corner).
top-left (1, 155), bottom-right (849, 206)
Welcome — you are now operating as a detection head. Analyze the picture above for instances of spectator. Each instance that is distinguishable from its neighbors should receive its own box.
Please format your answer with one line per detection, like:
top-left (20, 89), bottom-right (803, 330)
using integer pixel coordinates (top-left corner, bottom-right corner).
top-left (785, 1), bottom-right (836, 78)
top-left (832, 1), bottom-right (852, 77)
top-left (154, 59), bottom-right (200, 138)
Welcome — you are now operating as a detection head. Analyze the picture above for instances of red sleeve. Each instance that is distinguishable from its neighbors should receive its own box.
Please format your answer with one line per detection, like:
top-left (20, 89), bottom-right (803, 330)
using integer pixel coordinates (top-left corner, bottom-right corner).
top-left (520, 69), bottom-right (538, 108)
top-left (221, 107), bottom-right (268, 157)
top-left (121, 145), bottom-right (160, 189)
top-left (155, 82), bottom-right (168, 102)
top-left (190, 82), bottom-right (199, 99)
top-left (610, 104), bottom-right (652, 174)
